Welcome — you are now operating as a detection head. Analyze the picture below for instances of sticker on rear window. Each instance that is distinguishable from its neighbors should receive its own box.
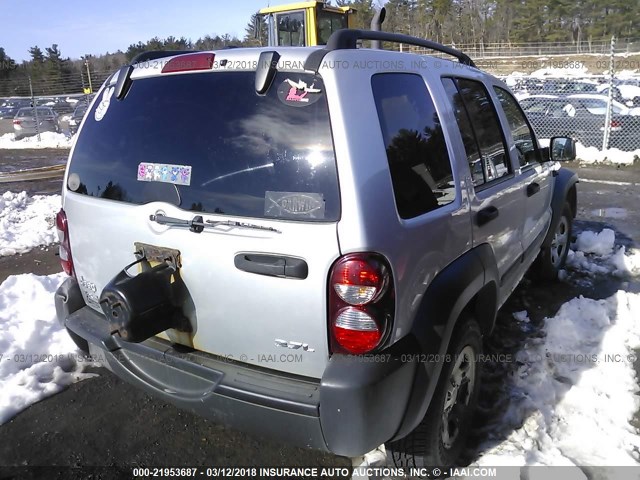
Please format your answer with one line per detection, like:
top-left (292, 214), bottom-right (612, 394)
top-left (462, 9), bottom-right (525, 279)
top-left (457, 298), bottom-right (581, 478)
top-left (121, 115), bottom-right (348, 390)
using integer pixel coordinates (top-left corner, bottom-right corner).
top-left (265, 191), bottom-right (325, 219)
top-left (94, 86), bottom-right (114, 121)
top-left (277, 79), bottom-right (323, 107)
top-left (137, 163), bottom-right (192, 186)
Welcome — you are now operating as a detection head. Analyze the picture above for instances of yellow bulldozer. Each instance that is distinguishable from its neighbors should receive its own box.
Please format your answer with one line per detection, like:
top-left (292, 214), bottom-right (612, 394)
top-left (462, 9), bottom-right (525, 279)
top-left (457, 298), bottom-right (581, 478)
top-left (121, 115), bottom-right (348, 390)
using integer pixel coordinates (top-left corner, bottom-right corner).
top-left (258, 1), bottom-right (360, 47)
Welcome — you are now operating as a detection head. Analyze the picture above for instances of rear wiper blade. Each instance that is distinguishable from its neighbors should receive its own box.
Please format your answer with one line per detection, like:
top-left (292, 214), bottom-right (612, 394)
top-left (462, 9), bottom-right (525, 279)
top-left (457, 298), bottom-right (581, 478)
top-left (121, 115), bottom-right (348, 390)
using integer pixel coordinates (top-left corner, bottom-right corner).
top-left (149, 213), bottom-right (280, 234)
top-left (206, 219), bottom-right (281, 233)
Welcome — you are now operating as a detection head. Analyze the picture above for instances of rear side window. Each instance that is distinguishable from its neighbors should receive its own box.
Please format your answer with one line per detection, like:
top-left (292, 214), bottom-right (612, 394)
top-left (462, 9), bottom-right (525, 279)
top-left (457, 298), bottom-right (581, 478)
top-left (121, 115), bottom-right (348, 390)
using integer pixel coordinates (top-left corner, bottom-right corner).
top-left (68, 71), bottom-right (340, 222)
top-left (372, 73), bottom-right (455, 219)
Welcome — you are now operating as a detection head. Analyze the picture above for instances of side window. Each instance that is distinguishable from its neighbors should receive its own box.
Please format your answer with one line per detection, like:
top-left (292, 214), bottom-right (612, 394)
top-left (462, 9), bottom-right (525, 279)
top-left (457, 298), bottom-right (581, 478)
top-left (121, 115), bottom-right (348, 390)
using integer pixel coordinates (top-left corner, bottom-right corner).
top-left (455, 79), bottom-right (510, 185)
top-left (442, 77), bottom-right (511, 187)
top-left (442, 78), bottom-right (484, 186)
top-left (494, 87), bottom-right (542, 168)
top-left (317, 11), bottom-right (347, 45)
top-left (276, 11), bottom-right (305, 46)
top-left (372, 73), bottom-right (456, 219)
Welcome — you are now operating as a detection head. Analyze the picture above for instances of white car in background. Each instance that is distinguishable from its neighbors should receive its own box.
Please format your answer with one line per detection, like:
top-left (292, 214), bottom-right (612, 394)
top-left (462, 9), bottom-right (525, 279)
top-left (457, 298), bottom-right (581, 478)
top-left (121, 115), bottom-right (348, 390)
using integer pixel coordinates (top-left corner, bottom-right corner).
top-left (568, 93), bottom-right (640, 116)
top-left (596, 83), bottom-right (640, 108)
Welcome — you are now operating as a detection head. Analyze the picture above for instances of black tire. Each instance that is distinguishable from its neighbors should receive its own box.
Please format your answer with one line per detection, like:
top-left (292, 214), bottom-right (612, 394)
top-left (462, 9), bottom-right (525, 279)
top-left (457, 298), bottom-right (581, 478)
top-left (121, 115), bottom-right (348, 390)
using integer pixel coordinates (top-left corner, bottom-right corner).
top-left (387, 318), bottom-right (482, 472)
top-left (534, 202), bottom-right (572, 280)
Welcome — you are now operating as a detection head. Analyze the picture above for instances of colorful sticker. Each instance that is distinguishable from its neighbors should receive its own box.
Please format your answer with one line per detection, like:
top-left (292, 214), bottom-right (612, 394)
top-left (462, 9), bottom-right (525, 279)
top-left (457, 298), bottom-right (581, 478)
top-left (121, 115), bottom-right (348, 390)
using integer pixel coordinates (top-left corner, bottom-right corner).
top-left (277, 79), bottom-right (323, 107)
top-left (137, 163), bottom-right (192, 186)
top-left (264, 191), bottom-right (325, 219)
top-left (94, 86), bottom-right (114, 121)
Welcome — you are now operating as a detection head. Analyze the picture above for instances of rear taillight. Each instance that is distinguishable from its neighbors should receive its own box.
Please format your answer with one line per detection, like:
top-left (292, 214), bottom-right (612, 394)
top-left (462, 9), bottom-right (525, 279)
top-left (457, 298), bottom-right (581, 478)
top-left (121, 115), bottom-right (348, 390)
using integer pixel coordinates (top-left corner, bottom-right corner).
top-left (12, 119), bottom-right (20, 125)
top-left (610, 119), bottom-right (622, 129)
top-left (329, 254), bottom-right (394, 355)
top-left (56, 209), bottom-right (74, 277)
top-left (161, 53), bottom-right (215, 73)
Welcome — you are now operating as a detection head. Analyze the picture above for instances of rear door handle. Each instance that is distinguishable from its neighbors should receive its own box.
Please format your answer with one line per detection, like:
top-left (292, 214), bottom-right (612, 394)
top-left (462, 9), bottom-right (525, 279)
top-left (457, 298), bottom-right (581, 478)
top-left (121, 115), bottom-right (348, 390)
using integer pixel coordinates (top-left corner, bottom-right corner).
top-left (477, 206), bottom-right (499, 226)
top-left (527, 182), bottom-right (540, 197)
top-left (234, 253), bottom-right (308, 279)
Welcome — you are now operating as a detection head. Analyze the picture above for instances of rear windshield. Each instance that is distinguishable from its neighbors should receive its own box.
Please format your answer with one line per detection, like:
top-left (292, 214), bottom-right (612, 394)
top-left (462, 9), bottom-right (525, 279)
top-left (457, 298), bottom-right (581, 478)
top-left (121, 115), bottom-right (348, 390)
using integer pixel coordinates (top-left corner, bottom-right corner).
top-left (68, 71), bottom-right (340, 222)
top-left (17, 107), bottom-right (52, 117)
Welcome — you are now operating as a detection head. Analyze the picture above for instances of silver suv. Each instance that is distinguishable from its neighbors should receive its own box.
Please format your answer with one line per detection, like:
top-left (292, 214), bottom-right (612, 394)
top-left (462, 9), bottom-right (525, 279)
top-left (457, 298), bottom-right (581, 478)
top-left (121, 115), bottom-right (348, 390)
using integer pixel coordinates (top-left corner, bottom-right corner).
top-left (55, 29), bottom-right (578, 468)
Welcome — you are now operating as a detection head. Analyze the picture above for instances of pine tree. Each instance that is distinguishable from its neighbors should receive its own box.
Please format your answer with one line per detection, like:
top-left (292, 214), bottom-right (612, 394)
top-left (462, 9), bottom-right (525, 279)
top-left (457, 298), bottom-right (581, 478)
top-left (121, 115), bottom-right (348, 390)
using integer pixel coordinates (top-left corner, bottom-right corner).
top-left (244, 13), bottom-right (267, 46)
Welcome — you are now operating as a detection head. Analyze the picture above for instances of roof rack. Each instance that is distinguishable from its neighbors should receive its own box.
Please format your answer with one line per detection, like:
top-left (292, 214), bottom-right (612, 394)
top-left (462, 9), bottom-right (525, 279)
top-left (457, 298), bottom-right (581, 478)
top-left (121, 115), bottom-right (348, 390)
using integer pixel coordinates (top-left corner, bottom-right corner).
top-left (305, 29), bottom-right (476, 71)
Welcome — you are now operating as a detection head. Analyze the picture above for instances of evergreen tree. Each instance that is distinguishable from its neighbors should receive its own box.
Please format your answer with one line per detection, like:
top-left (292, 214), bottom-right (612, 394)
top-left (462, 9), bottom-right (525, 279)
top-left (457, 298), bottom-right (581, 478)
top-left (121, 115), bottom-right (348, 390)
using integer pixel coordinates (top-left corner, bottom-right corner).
top-left (244, 13), bottom-right (268, 46)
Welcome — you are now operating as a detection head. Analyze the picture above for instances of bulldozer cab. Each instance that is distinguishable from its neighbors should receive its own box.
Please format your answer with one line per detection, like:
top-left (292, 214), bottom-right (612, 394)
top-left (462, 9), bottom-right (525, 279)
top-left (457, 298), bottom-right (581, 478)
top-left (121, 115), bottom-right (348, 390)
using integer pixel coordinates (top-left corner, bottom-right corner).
top-left (258, 1), bottom-right (355, 47)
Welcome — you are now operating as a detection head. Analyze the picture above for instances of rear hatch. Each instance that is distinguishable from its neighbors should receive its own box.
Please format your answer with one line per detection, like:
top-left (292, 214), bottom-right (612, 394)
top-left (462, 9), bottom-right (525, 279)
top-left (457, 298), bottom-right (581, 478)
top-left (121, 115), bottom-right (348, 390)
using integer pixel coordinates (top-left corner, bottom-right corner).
top-left (64, 63), bottom-right (341, 378)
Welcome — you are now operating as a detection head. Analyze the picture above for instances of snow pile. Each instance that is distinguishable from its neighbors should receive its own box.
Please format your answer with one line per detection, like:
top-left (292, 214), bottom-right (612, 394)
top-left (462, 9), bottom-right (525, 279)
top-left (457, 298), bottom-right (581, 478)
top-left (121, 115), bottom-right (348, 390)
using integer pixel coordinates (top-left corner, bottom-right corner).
top-left (575, 228), bottom-right (616, 255)
top-left (611, 247), bottom-right (640, 276)
top-left (565, 228), bottom-right (640, 277)
top-left (0, 273), bottom-right (97, 424)
top-left (0, 191), bottom-right (61, 256)
top-left (576, 143), bottom-right (640, 166)
top-left (477, 290), bottom-right (640, 466)
top-left (0, 132), bottom-right (73, 149)
top-left (530, 66), bottom-right (590, 78)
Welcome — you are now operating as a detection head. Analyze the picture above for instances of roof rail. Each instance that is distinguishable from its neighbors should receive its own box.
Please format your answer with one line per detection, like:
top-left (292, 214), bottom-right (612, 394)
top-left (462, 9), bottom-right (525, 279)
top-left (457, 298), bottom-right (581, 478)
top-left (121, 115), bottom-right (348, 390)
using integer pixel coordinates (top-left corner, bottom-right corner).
top-left (305, 29), bottom-right (476, 71)
top-left (130, 50), bottom-right (198, 64)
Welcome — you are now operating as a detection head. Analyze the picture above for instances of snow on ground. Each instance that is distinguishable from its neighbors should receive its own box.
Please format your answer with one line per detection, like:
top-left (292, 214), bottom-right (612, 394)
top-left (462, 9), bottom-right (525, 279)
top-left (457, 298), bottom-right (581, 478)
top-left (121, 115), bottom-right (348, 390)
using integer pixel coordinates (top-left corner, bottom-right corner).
top-left (0, 132), bottom-right (73, 149)
top-left (0, 191), bottom-right (60, 256)
top-left (565, 228), bottom-right (640, 278)
top-left (476, 290), bottom-right (640, 467)
top-left (0, 273), bottom-right (97, 424)
top-left (473, 228), bottom-right (640, 468)
top-left (529, 66), bottom-right (591, 78)
top-left (538, 138), bottom-right (640, 165)
top-left (575, 144), bottom-right (640, 166)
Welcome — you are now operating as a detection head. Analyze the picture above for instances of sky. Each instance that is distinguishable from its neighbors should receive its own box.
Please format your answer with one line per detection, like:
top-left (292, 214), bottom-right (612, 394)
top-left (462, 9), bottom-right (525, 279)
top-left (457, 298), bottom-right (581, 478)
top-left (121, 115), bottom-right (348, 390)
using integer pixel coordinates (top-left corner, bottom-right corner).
top-left (1, 0), bottom-right (271, 62)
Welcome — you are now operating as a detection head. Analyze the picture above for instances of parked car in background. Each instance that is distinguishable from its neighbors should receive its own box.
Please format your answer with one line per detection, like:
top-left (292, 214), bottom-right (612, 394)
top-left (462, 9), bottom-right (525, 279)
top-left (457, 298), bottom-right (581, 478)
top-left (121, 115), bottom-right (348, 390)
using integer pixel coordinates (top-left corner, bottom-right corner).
top-left (552, 79), bottom-right (598, 95)
top-left (519, 94), bottom-right (640, 150)
top-left (0, 99), bottom-right (32, 119)
top-left (12, 106), bottom-right (61, 140)
top-left (68, 103), bottom-right (89, 135)
top-left (597, 82), bottom-right (640, 107)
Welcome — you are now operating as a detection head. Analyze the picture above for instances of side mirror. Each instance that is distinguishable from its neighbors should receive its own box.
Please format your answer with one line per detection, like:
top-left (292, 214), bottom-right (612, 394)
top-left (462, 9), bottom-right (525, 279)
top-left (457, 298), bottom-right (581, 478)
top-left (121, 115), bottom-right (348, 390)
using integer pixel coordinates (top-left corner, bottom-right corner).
top-left (550, 136), bottom-right (576, 162)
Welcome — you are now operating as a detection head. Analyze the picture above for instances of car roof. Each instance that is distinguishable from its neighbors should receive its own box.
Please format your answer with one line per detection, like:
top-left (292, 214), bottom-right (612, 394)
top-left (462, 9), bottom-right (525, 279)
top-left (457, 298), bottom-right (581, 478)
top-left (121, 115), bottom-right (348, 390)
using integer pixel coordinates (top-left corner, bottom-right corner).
top-left (122, 45), bottom-right (477, 83)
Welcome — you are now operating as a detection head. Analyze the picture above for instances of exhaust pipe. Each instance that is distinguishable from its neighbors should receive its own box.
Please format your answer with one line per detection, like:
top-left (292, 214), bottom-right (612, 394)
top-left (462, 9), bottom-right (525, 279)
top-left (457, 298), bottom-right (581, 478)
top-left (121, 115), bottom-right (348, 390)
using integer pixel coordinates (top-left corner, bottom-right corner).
top-left (370, 7), bottom-right (386, 49)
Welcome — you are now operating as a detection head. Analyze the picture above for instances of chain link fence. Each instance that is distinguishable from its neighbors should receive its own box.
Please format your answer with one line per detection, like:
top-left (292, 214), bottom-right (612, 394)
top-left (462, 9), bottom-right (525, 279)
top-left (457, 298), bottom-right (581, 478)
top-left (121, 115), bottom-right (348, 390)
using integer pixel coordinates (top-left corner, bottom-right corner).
top-left (396, 36), bottom-right (640, 155)
top-left (504, 74), bottom-right (640, 153)
top-left (0, 68), bottom-right (112, 138)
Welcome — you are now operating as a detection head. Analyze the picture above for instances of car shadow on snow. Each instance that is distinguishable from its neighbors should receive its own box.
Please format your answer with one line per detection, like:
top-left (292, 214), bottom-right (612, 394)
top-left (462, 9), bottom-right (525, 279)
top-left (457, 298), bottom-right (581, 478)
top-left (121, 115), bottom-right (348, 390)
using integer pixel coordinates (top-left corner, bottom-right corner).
top-left (462, 219), bottom-right (640, 465)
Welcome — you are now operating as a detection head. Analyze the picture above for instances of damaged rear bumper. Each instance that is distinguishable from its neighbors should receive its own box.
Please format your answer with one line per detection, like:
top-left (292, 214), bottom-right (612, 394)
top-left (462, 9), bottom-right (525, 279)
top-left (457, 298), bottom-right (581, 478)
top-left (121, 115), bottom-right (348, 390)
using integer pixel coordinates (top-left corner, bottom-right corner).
top-left (55, 277), bottom-right (417, 457)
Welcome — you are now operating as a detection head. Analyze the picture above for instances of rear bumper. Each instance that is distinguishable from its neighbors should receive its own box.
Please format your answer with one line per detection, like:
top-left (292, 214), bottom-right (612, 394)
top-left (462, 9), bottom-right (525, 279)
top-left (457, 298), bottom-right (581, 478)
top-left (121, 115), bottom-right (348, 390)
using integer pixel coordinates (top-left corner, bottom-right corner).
top-left (55, 277), bottom-right (417, 457)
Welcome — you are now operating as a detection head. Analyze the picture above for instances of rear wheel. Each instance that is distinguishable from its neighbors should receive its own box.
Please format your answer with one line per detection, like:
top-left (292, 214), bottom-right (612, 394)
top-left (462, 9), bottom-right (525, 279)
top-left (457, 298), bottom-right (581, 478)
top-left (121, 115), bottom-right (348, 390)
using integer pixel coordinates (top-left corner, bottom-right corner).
top-left (387, 318), bottom-right (482, 472)
top-left (534, 202), bottom-right (572, 280)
